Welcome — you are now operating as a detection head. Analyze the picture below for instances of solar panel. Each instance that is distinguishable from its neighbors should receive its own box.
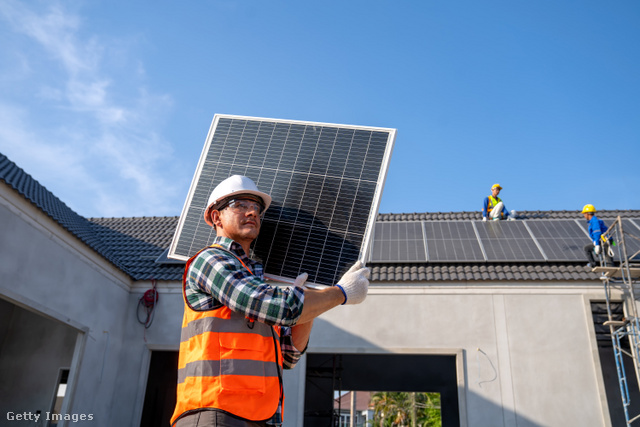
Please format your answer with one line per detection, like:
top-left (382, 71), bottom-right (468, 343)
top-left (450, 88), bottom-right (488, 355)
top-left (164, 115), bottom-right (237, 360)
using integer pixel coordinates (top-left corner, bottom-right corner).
top-left (476, 221), bottom-right (545, 261)
top-left (370, 221), bottom-right (427, 262)
top-left (423, 221), bottom-right (485, 262)
top-left (526, 220), bottom-right (589, 261)
top-left (620, 219), bottom-right (640, 261)
top-left (576, 218), bottom-right (640, 261)
top-left (169, 115), bottom-right (396, 286)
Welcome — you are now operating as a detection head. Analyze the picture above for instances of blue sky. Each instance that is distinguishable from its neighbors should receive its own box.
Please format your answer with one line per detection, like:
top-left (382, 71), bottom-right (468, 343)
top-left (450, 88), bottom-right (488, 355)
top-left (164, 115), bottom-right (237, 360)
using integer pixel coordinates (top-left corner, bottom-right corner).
top-left (1, 0), bottom-right (638, 218)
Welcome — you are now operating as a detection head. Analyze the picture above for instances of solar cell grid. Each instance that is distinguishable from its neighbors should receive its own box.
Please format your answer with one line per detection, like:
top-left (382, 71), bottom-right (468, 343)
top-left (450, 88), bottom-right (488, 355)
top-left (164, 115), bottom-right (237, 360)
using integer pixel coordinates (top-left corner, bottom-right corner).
top-left (370, 221), bottom-right (427, 262)
top-left (620, 219), bottom-right (640, 261)
top-left (423, 221), bottom-right (485, 262)
top-left (526, 220), bottom-right (588, 261)
top-left (169, 115), bottom-right (396, 286)
top-left (476, 221), bottom-right (545, 261)
top-left (577, 218), bottom-right (640, 261)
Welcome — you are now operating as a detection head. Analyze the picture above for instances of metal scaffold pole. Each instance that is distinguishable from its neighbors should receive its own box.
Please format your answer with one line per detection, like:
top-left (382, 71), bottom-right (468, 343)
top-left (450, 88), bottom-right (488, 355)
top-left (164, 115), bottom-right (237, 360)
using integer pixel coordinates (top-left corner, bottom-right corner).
top-left (595, 217), bottom-right (640, 426)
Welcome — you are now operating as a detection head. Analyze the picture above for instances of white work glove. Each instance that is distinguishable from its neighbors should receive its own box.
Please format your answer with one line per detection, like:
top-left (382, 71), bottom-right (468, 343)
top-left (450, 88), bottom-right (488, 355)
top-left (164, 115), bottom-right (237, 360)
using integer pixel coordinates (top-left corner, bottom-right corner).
top-left (594, 245), bottom-right (601, 255)
top-left (608, 246), bottom-right (615, 258)
top-left (482, 217), bottom-right (487, 222)
top-left (336, 260), bottom-right (370, 305)
top-left (293, 273), bottom-right (308, 288)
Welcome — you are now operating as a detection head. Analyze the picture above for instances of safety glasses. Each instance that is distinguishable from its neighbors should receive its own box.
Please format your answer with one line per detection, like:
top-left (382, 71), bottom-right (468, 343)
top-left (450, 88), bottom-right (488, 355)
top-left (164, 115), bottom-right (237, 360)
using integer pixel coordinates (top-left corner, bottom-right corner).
top-left (224, 199), bottom-right (265, 215)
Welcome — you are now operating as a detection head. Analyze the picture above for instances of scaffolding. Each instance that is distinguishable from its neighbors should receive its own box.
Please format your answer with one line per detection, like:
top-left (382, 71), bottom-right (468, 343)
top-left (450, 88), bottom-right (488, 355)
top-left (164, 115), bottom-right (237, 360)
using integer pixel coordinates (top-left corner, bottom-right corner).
top-left (594, 217), bottom-right (640, 426)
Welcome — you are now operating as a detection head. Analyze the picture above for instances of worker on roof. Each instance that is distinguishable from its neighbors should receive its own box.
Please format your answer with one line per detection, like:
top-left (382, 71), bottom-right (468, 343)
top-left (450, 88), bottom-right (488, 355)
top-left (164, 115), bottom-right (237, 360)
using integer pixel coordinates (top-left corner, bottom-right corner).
top-left (582, 204), bottom-right (615, 268)
top-left (171, 175), bottom-right (370, 427)
top-left (482, 184), bottom-right (514, 221)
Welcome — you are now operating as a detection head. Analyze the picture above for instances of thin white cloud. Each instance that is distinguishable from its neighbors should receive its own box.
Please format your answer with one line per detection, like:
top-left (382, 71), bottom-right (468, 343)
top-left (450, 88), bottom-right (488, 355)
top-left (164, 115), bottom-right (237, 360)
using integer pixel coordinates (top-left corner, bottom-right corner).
top-left (0, 0), bottom-right (181, 217)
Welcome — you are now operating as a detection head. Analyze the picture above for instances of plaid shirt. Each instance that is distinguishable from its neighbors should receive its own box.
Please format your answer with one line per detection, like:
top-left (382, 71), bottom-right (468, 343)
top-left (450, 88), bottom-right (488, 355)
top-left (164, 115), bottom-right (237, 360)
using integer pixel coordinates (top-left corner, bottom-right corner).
top-left (184, 236), bottom-right (306, 425)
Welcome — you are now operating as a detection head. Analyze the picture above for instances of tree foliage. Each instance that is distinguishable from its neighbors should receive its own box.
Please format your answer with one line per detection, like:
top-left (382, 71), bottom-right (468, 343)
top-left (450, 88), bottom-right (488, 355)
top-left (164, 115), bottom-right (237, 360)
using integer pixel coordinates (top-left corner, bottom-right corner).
top-left (369, 391), bottom-right (441, 427)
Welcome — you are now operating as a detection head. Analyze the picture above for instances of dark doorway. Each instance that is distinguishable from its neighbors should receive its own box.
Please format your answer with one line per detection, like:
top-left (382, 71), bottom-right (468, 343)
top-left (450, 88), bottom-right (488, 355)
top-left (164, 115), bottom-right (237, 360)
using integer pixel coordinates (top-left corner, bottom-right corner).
top-left (305, 353), bottom-right (459, 427)
top-left (140, 351), bottom-right (179, 427)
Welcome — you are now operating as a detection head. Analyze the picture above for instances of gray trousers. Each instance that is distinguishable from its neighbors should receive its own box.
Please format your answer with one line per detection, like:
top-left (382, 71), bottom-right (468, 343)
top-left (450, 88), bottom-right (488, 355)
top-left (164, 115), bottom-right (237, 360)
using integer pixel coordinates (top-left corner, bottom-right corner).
top-left (174, 410), bottom-right (269, 427)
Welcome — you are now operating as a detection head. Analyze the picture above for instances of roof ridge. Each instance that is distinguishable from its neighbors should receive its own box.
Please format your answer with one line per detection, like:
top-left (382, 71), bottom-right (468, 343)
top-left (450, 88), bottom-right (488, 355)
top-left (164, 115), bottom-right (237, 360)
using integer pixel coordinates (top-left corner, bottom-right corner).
top-left (377, 209), bottom-right (640, 221)
top-left (0, 152), bottom-right (130, 277)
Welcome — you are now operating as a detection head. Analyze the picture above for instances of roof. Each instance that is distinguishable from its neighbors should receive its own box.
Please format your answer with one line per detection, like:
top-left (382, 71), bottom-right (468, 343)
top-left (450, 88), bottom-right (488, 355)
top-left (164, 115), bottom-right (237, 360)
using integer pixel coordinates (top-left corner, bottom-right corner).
top-left (1, 151), bottom-right (637, 283)
top-left (88, 216), bottom-right (183, 281)
top-left (87, 217), bottom-right (609, 282)
top-left (0, 153), bottom-right (128, 274)
top-left (335, 391), bottom-right (372, 411)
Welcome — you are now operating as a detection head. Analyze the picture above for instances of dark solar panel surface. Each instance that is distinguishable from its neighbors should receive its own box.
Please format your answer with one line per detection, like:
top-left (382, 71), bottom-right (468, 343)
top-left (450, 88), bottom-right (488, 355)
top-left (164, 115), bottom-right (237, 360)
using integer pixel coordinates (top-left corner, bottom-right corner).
top-left (169, 115), bottom-right (395, 286)
top-left (367, 218), bottom-right (640, 264)
top-left (620, 219), bottom-right (640, 261)
top-left (424, 221), bottom-right (485, 262)
top-left (577, 218), bottom-right (640, 261)
top-left (476, 221), bottom-right (545, 261)
top-left (527, 220), bottom-right (588, 261)
top-left (370, 221), bottom-right (426, 262)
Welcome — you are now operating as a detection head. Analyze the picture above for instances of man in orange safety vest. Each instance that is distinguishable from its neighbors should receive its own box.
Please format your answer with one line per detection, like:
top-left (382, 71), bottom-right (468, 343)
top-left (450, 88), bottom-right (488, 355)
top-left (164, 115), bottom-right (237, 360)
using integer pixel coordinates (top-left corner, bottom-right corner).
top-left (171, 175), bottom-right (370, 426)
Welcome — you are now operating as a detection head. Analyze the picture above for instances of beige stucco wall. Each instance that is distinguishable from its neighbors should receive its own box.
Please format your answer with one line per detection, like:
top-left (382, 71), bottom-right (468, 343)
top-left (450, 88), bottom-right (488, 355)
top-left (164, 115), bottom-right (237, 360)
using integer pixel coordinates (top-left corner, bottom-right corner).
top-left (0, 186), bottom-right (134, 426)
top-left (287, 285), bottom-right (613, 427)
top-left (0, 182), bottom-right (617, 426)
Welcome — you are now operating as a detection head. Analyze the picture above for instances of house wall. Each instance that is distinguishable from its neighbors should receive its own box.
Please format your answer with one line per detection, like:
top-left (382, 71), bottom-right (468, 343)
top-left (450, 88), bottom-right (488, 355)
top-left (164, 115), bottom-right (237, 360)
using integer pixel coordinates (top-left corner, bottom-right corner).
top-left (111, 283), bottom-right (184, 425)
top-left (0, 191), bottom-right (134, 426)
top-left (288, 285), bottom-right (614, 427)
top-left (0, 183), bottom-right (617, 426)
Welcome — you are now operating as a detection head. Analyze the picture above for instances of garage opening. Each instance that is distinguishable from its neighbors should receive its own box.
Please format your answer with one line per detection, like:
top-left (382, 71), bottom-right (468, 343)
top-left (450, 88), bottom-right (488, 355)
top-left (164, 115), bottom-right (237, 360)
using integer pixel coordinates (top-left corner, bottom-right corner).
top-left (0, 298), bottom-right (78, 422)
top-left (305, 353), bottom-right (459, 427)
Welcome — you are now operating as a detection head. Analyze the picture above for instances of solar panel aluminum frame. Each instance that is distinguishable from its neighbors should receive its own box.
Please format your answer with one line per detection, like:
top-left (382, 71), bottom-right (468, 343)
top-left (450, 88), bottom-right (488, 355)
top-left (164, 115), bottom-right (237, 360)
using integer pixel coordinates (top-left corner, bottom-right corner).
top-left (168, 114), bottom-right (396, 287)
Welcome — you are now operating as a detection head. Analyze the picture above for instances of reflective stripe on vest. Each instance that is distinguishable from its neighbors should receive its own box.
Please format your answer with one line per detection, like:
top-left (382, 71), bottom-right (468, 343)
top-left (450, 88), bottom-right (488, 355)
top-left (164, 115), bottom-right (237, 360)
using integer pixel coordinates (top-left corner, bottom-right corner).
top-left (170, 245), bottom-right (283, 426)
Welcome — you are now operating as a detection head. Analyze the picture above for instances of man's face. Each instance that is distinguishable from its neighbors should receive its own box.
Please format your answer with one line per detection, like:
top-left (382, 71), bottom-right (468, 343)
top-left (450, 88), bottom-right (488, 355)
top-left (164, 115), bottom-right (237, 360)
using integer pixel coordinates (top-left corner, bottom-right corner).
top-left (583, 213), bottom-right (591, 221)
top-left (212, 199), bottom-right (263, 243)
top-left (491, 187), bottom-right (501, 197)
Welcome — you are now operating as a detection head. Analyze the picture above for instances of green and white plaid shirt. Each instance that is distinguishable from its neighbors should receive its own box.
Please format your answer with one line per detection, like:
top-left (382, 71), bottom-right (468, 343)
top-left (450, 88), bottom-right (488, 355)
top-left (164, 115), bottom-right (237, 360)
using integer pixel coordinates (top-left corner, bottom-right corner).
top-left (184, 236), bottom-right (306, 425)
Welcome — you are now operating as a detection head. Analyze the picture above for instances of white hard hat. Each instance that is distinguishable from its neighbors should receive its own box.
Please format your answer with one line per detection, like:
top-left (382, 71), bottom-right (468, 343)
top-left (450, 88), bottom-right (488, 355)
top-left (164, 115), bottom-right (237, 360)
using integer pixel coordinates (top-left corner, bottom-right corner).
top-left (204, 175), bottom-right (272, 226)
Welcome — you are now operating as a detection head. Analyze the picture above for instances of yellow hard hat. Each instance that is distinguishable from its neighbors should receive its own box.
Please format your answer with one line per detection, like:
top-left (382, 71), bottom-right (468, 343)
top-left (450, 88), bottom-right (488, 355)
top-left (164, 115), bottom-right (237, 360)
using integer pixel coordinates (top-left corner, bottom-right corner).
top-left (491, 183), bottom-right (502, 190)
top-left (581, 204), bottom-right (596, 214)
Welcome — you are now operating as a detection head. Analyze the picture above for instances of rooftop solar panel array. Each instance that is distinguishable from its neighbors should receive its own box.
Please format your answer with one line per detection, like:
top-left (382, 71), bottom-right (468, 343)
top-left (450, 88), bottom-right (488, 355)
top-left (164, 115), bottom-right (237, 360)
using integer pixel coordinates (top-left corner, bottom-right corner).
top-left (169, 115), bottom-right (396, 286)
top-left (370, 219), bottom-right (640, 264)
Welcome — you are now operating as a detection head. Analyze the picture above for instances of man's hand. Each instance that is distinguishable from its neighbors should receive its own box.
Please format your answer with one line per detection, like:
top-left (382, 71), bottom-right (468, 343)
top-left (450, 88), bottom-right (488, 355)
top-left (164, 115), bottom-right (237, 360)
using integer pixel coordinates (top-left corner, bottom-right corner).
top-left (336, 260), bottom-right (370, 305)
top-left (595, 245), bottom-right (601, 255)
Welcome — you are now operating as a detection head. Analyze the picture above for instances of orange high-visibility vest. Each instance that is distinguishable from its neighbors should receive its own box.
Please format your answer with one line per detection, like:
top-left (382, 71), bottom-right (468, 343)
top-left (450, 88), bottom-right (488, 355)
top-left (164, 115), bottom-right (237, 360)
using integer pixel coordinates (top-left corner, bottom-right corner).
top-left (170, 245), bottom-right (283, 426)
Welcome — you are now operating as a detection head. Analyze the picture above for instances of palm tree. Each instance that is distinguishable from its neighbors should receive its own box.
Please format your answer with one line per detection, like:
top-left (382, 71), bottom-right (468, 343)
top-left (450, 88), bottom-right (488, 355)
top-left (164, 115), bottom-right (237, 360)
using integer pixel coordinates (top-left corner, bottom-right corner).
top-left (369, 392), bottom-right (441, 427)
